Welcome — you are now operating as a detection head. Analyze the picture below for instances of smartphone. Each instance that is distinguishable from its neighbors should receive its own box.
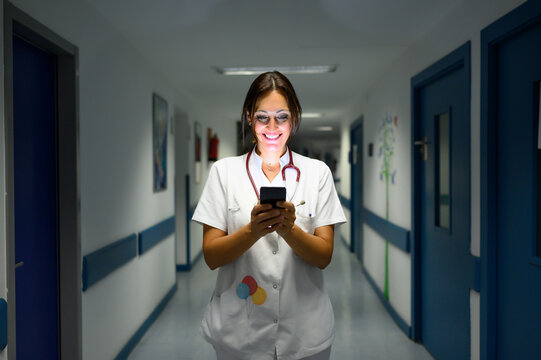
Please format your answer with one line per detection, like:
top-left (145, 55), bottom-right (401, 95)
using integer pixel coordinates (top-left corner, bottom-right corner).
top-left (260, 187), bottom-right (286, 208)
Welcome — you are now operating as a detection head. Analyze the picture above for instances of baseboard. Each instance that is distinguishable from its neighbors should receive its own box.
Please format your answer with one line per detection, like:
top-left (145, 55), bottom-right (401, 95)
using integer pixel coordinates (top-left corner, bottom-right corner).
top-left (176, 248), bottom-right (204, 272)
top-left (361, 265), bottom-right (412, 338)
top-left (114, 283), bottom-right (178, 360)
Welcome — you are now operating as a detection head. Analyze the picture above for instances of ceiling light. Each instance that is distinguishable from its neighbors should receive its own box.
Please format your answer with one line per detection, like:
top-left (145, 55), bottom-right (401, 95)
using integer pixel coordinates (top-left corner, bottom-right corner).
top-left (302, 112), bottom-right (322, 119)
top-left (315, 126), bottom-right (333, 131)
top-left (215, 65), bottom-right (337, 75)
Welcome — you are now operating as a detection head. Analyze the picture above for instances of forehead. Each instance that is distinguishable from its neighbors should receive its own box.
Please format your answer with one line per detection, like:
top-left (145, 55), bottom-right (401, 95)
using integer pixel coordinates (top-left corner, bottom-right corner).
top-left (255, 90), bottom-right (288, 110)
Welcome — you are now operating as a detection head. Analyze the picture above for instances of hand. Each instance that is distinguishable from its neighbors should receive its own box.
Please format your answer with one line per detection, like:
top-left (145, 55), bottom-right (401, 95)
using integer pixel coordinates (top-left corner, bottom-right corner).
top-left (250, 203), bottom-right (281, 240)
top-left (275, 201), bottom-right (296, 237)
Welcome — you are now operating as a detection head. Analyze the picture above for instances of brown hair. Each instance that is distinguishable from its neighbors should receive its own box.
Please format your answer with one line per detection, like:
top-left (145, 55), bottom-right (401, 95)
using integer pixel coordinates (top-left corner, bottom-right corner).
top-left (241, 71), bottom-right (302, 147)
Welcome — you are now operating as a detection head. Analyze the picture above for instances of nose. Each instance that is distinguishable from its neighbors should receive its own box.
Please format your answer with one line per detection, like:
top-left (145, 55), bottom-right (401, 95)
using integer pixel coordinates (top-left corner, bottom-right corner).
top-left (266, 117), bottom-right (278, 130)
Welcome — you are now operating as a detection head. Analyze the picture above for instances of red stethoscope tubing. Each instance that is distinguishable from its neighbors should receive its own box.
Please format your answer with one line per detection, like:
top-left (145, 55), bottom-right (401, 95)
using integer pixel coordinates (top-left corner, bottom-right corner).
top-left (246, 147), bottom-right (300, 201)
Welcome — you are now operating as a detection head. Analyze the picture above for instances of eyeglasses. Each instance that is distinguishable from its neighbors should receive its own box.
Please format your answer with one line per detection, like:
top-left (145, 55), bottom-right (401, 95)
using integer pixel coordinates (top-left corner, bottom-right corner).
top-left (253, 110), bottom-right (291, 125)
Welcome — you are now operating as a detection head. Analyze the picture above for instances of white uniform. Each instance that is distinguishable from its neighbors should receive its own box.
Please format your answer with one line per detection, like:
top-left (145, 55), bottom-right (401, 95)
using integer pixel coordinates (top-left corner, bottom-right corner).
top-left (192, 149), bottom-right (346, 360)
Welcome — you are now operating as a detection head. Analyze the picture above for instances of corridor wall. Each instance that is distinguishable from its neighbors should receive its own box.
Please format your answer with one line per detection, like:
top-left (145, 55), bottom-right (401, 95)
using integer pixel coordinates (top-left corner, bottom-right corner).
top-left (338, 0), bottom-right (525, 359)
top-left (1, 0), bottom-right (199, 358)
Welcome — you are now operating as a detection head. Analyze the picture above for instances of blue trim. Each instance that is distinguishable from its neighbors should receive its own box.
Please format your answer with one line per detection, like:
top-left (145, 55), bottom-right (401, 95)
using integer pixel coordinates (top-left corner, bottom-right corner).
top-left (114, 283), bottom-right (177, 360)
top-left (0, 298), bottom-right (6, 352)
top-left (411, 41), bottom-right (471, 342)
top-left (363, 208), bottom-right (410, 253)
top-left (337, 193), bottom-right (351, 210)
top-left (82, 234), bottom-right (137, 291)
top-left (138, 216), bottom-right (175, 255)
top-left (480, 2), bottom-right (541, 359)
top-left (176, 248), bottom-right (204, 272)
top-left (350, 116), bottom-right (364, 257)
top-left (176, 264), bottom-right (190, 272)
top-left (362, 266), bottom-right (411, 338)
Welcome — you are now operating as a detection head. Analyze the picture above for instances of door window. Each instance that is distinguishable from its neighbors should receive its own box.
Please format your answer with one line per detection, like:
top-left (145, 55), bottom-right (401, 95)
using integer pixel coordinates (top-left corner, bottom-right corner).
top-left (436, 111), bottom-right (451, 230)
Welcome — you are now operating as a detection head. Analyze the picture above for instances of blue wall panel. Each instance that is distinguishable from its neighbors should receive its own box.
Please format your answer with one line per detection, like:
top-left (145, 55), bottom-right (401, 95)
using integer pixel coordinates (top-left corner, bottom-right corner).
top-left (338, 193), bottom-right (351, 210)
top-left (363, 208), bottom-right (410, 253)
top-left (82, 234), bottom-right (137, 291)
top-left (139, 216), bottom-right (175, 255)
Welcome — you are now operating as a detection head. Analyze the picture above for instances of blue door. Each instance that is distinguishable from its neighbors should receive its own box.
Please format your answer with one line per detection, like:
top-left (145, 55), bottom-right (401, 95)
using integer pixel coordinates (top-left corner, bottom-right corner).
top-left (414, 44), bottom-right (474, 360)
top-left (350, 119), bottom-right (363, 259)
top-left (491, 17), bottom-right (541, 359)
top-left (13, 35), bottom-right (59, 359)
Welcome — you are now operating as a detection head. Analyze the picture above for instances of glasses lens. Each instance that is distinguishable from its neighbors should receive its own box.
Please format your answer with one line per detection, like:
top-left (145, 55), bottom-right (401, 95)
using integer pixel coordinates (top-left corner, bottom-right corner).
top-left (254, 111), bottom-right (291, 124)
top-left (275, 112), bottom-right (290, 123)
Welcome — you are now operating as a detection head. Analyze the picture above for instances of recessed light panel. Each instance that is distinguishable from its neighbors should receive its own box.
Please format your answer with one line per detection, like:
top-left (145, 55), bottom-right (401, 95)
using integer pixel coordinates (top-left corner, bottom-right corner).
top-left (216, 65), bottom-right (337, 75)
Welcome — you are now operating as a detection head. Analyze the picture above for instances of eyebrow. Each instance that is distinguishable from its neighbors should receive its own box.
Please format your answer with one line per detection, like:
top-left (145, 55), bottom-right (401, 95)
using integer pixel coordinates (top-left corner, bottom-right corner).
top-left (255, 109), bottom-right (290, 113)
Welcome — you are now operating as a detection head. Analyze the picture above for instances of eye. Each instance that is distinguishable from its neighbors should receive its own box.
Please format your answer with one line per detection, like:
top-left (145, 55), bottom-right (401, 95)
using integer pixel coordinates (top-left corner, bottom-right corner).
top-left (275, 113), bottom-right (290, 123)
top-left (255, 114), bottom-right (270, 124)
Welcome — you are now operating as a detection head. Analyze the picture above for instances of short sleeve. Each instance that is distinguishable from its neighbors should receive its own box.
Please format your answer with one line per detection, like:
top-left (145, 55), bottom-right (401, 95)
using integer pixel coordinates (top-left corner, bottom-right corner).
top-left (191, 162), bottom-right (228, 232)
top-left (314, 162), bottom-right (347, 229)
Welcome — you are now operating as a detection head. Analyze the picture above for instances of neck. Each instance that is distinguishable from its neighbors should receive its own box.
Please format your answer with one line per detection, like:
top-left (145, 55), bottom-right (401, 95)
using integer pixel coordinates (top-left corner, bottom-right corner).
top-left (255, 146), bottom-right (287, 168)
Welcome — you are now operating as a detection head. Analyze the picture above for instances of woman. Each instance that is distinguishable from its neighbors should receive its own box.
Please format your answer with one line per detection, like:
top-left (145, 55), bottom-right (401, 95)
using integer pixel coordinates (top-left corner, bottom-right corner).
top-left (192, 71), bottom-right (346, 360)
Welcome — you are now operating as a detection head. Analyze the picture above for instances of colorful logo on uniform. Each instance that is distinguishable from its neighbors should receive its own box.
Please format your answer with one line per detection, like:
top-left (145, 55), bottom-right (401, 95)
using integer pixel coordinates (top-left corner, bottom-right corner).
top-left (236, 275), bottom-right (266, 305)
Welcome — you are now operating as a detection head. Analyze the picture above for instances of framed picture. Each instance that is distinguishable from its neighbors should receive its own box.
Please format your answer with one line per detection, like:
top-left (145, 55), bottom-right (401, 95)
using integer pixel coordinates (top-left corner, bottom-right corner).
top-left (153, 93), bottom-right (168, 192)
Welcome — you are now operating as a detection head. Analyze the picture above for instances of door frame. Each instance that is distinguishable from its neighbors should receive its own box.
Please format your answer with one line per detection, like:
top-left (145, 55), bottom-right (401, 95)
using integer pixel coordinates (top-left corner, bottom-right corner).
top-left (3, 2), bottom-right (81, 359)
top-left (350, 116), bottom-right (364, 257)
top-left (411, 42), bottom-right (471, 342)
top-left (480, 1), bottom-right (541, 359)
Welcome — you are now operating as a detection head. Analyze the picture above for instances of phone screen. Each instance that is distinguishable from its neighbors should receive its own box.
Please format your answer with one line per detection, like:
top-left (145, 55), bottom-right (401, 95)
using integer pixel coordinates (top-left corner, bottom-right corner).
top-left (260, 187), bottom-right (286, 208)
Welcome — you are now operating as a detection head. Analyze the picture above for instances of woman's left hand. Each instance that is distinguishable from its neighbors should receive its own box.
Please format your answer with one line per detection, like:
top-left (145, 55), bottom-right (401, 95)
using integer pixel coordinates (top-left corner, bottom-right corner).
top-left (275, 201), bottom-right (296, 237)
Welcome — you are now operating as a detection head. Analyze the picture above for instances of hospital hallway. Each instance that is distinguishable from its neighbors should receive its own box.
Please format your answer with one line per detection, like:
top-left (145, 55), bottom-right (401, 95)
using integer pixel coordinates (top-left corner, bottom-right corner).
top-left (128, 239), bottom-right (432, 360)
top-left (5, 1), bottom-right (541, 359)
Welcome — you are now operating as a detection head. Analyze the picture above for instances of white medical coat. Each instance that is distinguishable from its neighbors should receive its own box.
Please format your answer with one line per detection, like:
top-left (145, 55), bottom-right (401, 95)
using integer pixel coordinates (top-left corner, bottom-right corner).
top-left (192, 149), bottom-right (346, 360)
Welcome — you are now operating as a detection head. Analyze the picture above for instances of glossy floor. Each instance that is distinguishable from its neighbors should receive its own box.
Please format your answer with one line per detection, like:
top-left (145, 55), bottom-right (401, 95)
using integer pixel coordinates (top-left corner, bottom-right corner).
top-left (128, 240), bottom-right (433, 360)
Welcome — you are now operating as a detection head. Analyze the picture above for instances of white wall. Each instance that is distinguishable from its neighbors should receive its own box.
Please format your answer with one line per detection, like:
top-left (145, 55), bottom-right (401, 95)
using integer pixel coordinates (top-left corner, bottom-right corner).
top-left (5, 0), bottom-right (198, 358)
top-left (338, 0), bottom-right (526, 359)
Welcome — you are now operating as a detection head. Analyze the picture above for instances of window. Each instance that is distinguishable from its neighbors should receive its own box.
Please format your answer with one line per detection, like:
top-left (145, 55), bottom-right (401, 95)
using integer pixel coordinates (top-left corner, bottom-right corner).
top-left (436, 112), bottom-right (451, 230)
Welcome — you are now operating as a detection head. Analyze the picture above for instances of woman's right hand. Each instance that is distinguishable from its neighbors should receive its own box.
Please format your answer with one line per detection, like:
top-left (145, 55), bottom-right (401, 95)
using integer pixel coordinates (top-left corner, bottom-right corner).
top-left (250, 203), bottom-right (281, 240)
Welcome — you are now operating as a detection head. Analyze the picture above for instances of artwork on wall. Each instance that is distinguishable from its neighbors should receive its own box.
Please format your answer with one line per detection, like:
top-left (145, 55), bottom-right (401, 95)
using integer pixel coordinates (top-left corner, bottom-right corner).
top-left (377, 113), bottom-right (398, 301)
top-left (153, 93), bottom-right (168, 192)
top-left (207, 127), bottom-right (219, 162)
top-left (194, 121), bottom-right (202, 183)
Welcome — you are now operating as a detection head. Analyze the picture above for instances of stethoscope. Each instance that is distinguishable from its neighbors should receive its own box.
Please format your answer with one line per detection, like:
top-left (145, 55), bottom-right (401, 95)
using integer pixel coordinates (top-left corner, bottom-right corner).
top-left (245, 147), bottom-right (301, 201)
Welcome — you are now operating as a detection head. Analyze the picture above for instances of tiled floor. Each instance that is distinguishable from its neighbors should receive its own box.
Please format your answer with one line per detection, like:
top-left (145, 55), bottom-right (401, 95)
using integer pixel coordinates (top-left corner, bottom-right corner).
top-left (128, 240), bottom-right (433, 360)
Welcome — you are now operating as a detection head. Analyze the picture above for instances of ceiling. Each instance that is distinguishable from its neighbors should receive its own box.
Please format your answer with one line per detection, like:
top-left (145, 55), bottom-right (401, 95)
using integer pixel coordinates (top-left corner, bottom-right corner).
top-left (86, 0), bottom-right (463, 140)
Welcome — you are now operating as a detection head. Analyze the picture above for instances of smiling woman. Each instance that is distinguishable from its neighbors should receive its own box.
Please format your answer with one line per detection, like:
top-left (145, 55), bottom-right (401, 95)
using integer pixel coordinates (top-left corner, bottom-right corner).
top-left (192, 71), bottom-right (346, 359)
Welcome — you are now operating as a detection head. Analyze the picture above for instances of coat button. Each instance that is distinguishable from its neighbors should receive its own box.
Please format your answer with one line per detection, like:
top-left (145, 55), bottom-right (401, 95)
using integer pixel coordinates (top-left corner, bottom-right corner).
top-left (272, 250), bottom-right (277, 255)
top-left (273, 319), bottom-right (278, 324)
top-left (273, 284), bottom-right (278, 289)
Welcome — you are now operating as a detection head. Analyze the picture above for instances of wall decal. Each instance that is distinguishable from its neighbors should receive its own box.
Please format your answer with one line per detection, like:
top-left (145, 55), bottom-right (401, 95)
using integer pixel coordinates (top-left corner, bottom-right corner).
top-left (153, 93), bottom-right (168, 192)
top-left (377, 113), bottom-right (398, 300)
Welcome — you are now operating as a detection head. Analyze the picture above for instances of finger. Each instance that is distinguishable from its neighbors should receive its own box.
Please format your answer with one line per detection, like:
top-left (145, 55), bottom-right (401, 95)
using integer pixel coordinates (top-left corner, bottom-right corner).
top-left (252, 203), bottom-right (273, 216)
top-left (276, 201), bottom-right (294, 210)
top-left (259, 216), bottom-right (281, 229)
top-left (255, 209), bottom-right (280, 223)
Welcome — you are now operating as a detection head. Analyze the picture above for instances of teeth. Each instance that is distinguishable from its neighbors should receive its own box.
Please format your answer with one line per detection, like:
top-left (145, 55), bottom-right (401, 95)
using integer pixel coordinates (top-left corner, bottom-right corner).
top-left (266, 134), bottom-right (279, 140)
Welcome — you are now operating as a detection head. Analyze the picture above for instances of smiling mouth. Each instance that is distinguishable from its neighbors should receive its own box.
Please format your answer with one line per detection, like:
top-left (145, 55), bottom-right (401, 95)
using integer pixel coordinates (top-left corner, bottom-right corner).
top-left (264, 133), bottom-right (281, 140)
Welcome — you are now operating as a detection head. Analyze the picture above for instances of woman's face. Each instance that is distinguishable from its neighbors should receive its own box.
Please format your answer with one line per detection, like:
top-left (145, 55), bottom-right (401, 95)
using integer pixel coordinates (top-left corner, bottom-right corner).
top-left (251, 90), bottom-right (292, 155)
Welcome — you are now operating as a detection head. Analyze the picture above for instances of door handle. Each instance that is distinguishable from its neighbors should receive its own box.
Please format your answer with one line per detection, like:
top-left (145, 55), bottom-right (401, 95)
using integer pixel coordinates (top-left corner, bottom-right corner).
top-left (414, 136), bottom-right (429, 161)
top-left (15, 261), bottom-right (24, 269)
